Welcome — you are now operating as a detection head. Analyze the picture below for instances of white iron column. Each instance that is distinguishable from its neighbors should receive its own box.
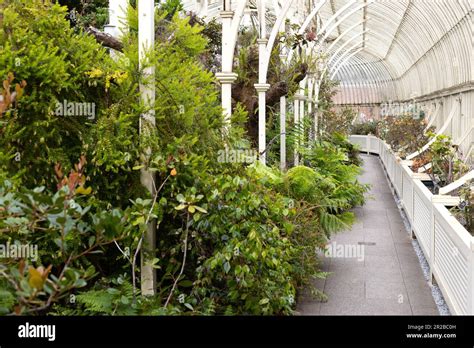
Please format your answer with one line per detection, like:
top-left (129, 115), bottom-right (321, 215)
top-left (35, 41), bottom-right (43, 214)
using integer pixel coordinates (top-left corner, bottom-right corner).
top-left (279, 47), bottom-right (287, 171)
top-left (255, 38), bottom-right (270, 164)
top-left (300, 94), bottom-right (305, 161)
top-left (255, 0), bottom-right (270, 165)
top-left (138, 0), bottom-right (156, 296)
top-left (293, 94), bottom-right (301, 166)
top-left (299, 93), bottom-right (305, 141)
top-left (105, 0), bottom-right (129, 59)
top-left (215, 72), bottom-right (238, 125)
top-left (280, 96), bottom-right (286, 171)
top-left (314, 80), bottom-right (320, 139)
top-left (106, 0), bottom-right (128, 37)
top-left (307, 74), bottom-right (314, 141)
top-left (216, 5), bottom-right (238, 125)
top-left (198, 0), bottom-right (209, 17)
top-left (255, 82), bottom-right (270, 164)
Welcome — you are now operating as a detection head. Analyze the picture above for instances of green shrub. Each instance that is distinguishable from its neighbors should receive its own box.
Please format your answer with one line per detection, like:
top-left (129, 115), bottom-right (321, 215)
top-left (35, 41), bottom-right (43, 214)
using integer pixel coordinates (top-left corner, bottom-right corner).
top-left (327, 132), bottom-right (363, 167)
top-left (190, 172), bottom-right (298, 314)
top-left (451, 180), bottom-right (474, 236)
top-left (301, 137), bottom-right (369, 224)
top-left (0, 178), bottom-right (155, 314)
top-left (0, 0), bottom-right (370, 316)
top-left (320, 107), bottom-right (357, 136)
top-left (0, 0), bottom-right (111, 188)
top-left (285, 166), bottom-right (335, 202)
top-left (426, 133), bottom-right (469, 190)
top-left (377, 115), bottom-right (431, 157)
top-left (351, 120), bottom-right (379, 136)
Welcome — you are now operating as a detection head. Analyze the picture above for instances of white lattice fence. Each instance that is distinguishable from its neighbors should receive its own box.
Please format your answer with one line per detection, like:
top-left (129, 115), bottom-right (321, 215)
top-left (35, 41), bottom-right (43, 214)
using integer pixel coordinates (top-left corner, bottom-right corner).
top-left (394, 163), bottom-right (403, 197)
top-left (412, 180), bottom-right (433, 261)
top-left (402, 166), bottom-right (414, 222)
top-left (432, 203), bottom-right (472, 315)
top-left (350, 135), bottom-right (368, 152)
top-left (349, 135), bottom-right (474, 315)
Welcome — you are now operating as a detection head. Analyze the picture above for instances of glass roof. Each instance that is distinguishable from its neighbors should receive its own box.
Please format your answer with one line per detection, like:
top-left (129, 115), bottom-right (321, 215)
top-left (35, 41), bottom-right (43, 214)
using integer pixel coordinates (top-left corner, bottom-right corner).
top-left (182, 0), bottom-right (473, 104)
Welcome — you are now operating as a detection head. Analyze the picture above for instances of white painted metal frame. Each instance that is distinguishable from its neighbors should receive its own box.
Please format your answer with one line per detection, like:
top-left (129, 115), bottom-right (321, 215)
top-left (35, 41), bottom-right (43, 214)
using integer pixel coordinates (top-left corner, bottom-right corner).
top-left (180, 0), bottom-right (472, 167)
top-left (181, 0), bottom-right (472, 109)
top-left (138, 0), bottom-right (157, 296)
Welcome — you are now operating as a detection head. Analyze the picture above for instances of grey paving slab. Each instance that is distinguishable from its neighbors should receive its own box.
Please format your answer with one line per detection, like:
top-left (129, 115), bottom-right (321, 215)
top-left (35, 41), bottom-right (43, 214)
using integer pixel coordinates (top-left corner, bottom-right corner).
top-left (327, 264), bottom-right (366, 282)
top-left (324, 278), bottom-right (365, 299)
top-left (400, 267), bottom-right (426, 282)
top-left (360, 299), bottom-right (412, 315)
top-left (395, 243), bottom-right (419, 256)
top-left (296, 301), bottom-right (321, 315)
top-left (296, 155), bottom-right (439, 316)
top-left (364, 244), bottom-right (398, 256)
top-left (352, 207), bottom-right (365, 218)
top-left (412, 306), bottom-right (440, 315)
top-left (332, 232), bottom-right (364, 244)
top-left (364, 255), bottom-right (400, 269)
top-left (364, 265), bottom-right (404, 283)
top-left (366, 280), bottom-right (408, 300)
top-left (319, 297), bottom-right (367, 315)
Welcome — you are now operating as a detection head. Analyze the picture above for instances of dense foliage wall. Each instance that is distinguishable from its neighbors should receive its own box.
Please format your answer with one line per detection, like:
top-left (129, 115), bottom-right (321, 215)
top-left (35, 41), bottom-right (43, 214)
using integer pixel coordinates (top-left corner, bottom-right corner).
top-left (0, 0), bottom-right (368, 315)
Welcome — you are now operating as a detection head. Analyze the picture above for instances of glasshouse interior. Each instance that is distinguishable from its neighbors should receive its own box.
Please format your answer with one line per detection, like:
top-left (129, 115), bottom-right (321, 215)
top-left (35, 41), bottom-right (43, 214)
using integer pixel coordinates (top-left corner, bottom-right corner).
top-left (0, 0), bottom-right (472, 317)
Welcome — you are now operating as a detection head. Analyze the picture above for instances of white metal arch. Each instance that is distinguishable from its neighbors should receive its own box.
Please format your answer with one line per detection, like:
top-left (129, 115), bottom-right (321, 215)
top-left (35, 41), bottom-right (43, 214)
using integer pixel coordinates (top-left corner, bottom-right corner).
top-left (178, 0), bottom-right (473, 160)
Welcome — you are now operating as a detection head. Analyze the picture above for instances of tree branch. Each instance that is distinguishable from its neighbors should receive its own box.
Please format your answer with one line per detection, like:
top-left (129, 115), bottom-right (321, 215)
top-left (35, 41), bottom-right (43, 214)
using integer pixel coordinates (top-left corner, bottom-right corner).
top-left (86, 26), bottom-right (124, 52)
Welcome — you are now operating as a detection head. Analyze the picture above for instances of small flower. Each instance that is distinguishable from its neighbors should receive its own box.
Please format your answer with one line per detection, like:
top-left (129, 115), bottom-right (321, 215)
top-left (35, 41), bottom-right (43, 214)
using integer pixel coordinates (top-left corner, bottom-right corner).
top-left (85, 68), bottom-right (103, 78)
top-left (170, 168), bottom-right (177, 176)
top-left (306, 31), bottom-right (316, 41)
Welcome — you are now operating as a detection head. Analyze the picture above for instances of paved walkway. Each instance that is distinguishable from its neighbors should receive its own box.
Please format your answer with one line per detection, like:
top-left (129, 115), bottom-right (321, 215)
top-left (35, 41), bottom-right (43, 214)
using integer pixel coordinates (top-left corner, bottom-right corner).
top-left (297, 155), bottom-right (439, 315)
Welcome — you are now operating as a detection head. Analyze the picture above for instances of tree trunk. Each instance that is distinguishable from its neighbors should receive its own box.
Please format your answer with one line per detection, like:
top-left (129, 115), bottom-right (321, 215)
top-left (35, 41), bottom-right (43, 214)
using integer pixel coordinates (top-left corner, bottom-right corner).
top-left (232, 63), bottom-right (308, 146)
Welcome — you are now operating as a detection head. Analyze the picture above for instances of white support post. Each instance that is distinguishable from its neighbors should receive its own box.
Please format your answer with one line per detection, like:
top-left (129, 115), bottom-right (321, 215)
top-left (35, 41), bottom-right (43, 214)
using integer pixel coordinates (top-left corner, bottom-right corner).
top-left (314, 80), bottom-right (320, 139)
top-left (294, 95), bottom-right (300, 166)
top-left (109, 0), bottom-right (128, 36)
top-left (299, 89), bottom-right (305, 124)
top-left (255, 0), bottom-right (270, 165)
top-left (280, 95), bottom-right (286, 171)
top-left (198, 0), bottom-right (209, 17)
top-left (306, 77), bottom-right (313, 141)
top-left (299, 95), bottom-right (305, 145)
top-left (296, 79), bottom-right (306, 162)
top-left (105, 0), bottom-right (129, 58)
top-left (138, 0), bottom-right (156, 296)
top-left (255, 83), bottom-right (270, 164)
top-left (216, 72), bottom-right (238, 125)
top-left (216, 7), bottom-right (238, 126)
top-left (215, 1), bottom-right (247, 126)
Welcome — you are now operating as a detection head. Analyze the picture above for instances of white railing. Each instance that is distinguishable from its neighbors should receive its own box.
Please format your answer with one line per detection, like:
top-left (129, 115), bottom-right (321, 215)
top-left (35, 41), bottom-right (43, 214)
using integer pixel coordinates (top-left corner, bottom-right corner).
top-left (350, 134), bottom-right (474, 315)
